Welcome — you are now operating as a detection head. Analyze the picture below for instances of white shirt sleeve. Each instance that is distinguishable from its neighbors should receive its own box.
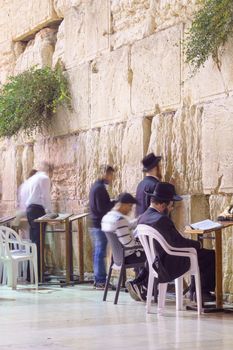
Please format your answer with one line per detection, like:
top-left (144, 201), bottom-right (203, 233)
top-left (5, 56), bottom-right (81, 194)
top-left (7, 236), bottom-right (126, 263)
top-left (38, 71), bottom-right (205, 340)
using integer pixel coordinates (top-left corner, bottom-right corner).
top-left (40, 176), bottom-right (52, 212)
top-left (115, 217), bottom-right (140, 248)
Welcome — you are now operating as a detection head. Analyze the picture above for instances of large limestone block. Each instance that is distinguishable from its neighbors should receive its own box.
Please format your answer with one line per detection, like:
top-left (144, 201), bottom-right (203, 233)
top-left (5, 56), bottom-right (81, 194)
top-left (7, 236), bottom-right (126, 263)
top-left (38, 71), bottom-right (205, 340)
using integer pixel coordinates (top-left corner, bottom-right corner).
top-left (0, 1), bottom-right (12, 43)
top-left (68, 63), bottom-right (90, 131)
top-left (1, 142), bottom-right (16, 202)
top-left (131, 25), bottom-right (181, 115)
top-left (64, 1), bottom-right (110, 67)
top-left (153, 0), bottom-right (198, 31)
top-left (209, 195), bottom-right (233, 300)
top-left (111, 0), bottom-right (155, 49)
top-left (52, 21), bottom-right (65, 68)
top-left (12, 0), bottom-right (59, 41)
top-left (14, 28), bottom-right (57, 74)
top-left (64, 5), bottom-right (86, 68)
top-left (149, 105), bottom-right (203, 195)
top-left (202, 98), bottom-right (233, 194)
top-left (98, 124), bottom-right (125, 196)
top-left (90, 47), bottom-right (130, 127)
top-left (47, 63), bottom-right (90, 136)
top-left (0, 40), bottom-right (15, 84)
top-left (172, 194), bottom-right (209, 236)
top-left (53, 0), bottom-right (81, 17)
top-left (85, 0), bottom-right (110, 59)
top-left (21, 144), bottom-right (35, 181)
top-left (184, 33), bottom-right (233, 104)
top-left (121, 117), bottom-right (151, 194)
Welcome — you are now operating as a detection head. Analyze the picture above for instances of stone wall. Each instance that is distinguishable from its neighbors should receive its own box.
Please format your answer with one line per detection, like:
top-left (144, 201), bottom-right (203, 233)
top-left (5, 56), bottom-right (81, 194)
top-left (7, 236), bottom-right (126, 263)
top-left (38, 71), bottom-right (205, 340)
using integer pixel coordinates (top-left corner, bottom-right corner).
top-left (0, 0), bottom-right (232, 300)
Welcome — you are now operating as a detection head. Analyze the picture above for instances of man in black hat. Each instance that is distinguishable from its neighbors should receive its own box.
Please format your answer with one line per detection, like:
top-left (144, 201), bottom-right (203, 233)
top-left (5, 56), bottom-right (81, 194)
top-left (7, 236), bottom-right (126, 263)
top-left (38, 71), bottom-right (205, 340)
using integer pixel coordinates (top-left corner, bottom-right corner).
top-left (136, 152), bottom-right (162, 216)
top-left (138, 182), bottom-right (215, 301)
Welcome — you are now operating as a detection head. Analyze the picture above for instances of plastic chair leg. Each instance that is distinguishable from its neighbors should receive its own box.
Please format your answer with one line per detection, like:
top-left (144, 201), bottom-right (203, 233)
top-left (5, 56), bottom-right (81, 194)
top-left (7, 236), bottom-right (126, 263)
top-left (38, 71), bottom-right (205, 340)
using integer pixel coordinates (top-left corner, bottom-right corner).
top-left (114, 267), bottom-right (124, 305)
top-left (146, 273), bottom-right (155, 313)
top-left (158, 283), bottom-right (168, 314)
top-left (12, 261), bottom-right (18, 289)
top-left (103, 264), bottom-right (112, 301)
top-left (30, 261), bottom-right (34, 283)
top-left (175, 277), bottom-right (183, 311)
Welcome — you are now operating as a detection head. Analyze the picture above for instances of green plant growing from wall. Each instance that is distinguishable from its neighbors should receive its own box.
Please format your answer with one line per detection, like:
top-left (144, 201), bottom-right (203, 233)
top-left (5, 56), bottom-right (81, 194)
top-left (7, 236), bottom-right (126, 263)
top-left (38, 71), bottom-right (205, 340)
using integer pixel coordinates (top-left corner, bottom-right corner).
top-left (185, 0), bottom-right (233, 72)
top-left (0, 64), bottom-right (72, 137)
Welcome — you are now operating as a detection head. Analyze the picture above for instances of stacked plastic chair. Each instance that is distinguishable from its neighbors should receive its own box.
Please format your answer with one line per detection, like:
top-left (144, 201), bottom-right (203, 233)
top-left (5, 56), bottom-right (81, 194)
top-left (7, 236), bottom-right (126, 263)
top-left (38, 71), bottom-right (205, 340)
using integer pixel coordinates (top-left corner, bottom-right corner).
top-left (0, 226), bottom-right (38, 289)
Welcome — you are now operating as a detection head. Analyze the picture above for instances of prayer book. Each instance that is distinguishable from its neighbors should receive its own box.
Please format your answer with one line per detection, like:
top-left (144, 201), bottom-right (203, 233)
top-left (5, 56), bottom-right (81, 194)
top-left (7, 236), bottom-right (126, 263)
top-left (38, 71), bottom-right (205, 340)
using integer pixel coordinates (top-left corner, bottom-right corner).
top-left (190, 219), bottom-right (222, 231)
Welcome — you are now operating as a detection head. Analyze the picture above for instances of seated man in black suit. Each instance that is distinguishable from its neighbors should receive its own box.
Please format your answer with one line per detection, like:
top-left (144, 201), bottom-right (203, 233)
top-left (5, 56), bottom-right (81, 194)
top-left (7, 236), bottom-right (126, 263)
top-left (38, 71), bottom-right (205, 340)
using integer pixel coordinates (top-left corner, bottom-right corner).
top-left (137, 182), bottom-right (215, 302)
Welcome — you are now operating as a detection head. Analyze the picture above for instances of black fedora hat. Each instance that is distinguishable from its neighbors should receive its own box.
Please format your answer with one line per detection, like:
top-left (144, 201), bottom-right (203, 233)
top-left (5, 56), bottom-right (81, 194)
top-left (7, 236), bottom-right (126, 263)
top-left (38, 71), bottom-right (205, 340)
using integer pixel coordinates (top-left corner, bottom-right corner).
top-left (145, 182), bottom-right (182, 202)
top-left (142, 152), bottom-right (162, 172)
top-left (116, 192), bottom-right (138, 204)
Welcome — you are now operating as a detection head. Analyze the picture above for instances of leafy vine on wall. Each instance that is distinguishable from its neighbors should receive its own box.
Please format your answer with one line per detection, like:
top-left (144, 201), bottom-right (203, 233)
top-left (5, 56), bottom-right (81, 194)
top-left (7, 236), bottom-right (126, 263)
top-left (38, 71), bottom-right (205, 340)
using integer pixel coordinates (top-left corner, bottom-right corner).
top-left (0, 64), bottom-right (72, 138)
top-left (185, 0), bottom-right (233, 71)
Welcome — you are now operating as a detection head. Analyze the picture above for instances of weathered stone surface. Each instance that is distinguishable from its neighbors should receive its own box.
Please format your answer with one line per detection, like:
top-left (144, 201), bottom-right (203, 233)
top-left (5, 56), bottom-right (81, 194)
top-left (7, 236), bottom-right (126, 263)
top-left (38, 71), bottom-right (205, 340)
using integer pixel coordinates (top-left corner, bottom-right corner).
top-left (64, 5), bottom-right (85, 68)
top-left (52, 20), bottom-right (65, 68)
top-left (184, 34), bottom-right (233, 105)
top-left (90, 47), bottom-right (130, 127)
top-left (172, 194), bottom-right (210, 232)
top-left (53, 0), bottom-right (81, 17)
top-left (11, 0), bottom-right (59, 41)
top-left (111, 0), bottom-right (153, 49)
top-left (64, 0), bottom-right (109, 66)
top-left (131, 25), bottom-right (181, 115)
top-left (153, 0), bottom-right (199, 31)
top-left (148, 105), bottom-right (203, 195)
top-left (121, 117), bottom-right (151, 194)
top-left (14, 28), bottom-right (57, 74)
top-left (202, 97), bottom-right (233, 195)
top-left (85, 0), bottom-right (110, 59)
top-left (0, 40), bottom-right (15, 84)
top-left (1, 142), bottom-right (16, 203)
top-left (209, 195), bottom-right (233, 301)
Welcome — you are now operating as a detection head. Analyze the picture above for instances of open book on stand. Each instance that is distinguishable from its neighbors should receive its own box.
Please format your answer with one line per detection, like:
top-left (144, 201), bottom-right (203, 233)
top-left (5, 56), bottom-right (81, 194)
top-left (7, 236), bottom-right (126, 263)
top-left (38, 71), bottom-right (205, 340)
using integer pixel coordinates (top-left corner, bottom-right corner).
top-left (190, 219), bottom-right (222, 231)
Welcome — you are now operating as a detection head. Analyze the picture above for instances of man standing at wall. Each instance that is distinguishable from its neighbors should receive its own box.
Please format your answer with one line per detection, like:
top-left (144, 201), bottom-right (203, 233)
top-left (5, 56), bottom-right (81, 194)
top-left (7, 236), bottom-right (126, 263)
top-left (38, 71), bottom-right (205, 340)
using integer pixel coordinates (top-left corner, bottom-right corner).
top-left (25, 162), bottom-right (52, 276)
top-left (89, 165), bottom-right (115, 289)
top-left (136, 153), bottom-right (162, 216)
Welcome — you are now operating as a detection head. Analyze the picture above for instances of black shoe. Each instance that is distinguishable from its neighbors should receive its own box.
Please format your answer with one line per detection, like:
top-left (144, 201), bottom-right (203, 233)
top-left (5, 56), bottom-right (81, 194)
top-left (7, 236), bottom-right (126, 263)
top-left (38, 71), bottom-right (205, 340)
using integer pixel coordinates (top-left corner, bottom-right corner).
top-left (126, 281), bottom-right (140, 301)
top-left (202, 291), bottom-right (216, 302)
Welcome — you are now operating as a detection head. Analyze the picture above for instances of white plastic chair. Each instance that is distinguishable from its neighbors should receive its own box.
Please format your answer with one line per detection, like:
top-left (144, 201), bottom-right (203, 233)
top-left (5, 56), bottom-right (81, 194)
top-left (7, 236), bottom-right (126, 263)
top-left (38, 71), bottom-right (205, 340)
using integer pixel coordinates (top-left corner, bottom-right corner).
top-left (0, 226), bottom-right (38, 289)
top-left (136, 224), bottom-right (202, 315)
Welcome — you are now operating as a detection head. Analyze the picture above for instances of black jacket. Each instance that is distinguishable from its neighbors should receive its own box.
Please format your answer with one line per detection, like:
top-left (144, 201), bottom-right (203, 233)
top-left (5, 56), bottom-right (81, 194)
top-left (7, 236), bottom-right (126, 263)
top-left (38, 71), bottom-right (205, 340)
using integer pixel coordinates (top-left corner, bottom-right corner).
top-left (89, 179), bottom-right (115, 228)
top-left (138, 207), bottom-right (201, 282)
top-left (136, 176), bottom-right (159, 216)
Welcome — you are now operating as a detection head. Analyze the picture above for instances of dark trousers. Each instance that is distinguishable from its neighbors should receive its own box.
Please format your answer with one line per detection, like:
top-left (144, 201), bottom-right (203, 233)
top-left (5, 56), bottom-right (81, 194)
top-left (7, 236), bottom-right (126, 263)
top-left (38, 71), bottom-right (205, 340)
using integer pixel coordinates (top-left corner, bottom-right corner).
top-left (26, 204), bottom-right (46, 277)
top-left (191, 248), bottom-right (215, 293)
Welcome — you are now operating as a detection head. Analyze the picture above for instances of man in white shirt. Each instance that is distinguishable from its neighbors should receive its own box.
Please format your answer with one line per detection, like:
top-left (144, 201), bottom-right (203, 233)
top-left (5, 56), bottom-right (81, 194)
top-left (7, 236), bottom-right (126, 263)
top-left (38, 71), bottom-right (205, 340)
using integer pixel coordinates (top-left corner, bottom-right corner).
top-left (102, 192), bottom-right (147, 300)
top-left (25, 162), bottom-right (52, 275)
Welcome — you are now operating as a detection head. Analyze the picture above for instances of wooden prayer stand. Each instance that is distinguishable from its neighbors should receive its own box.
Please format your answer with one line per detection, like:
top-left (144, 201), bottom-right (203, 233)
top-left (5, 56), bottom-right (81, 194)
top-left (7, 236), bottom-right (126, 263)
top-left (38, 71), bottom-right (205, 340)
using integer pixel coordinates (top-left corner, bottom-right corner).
top-left (35, 212), bottom-right (89, 286)
top-left (184, 222), bottom-right (233, 312)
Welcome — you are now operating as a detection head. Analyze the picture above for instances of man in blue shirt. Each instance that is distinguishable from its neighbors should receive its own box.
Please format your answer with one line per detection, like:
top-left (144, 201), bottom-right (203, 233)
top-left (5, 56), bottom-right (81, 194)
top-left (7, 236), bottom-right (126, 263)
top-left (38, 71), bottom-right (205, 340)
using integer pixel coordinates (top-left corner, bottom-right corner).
top-left (89, 165), bottom-right (115, 289)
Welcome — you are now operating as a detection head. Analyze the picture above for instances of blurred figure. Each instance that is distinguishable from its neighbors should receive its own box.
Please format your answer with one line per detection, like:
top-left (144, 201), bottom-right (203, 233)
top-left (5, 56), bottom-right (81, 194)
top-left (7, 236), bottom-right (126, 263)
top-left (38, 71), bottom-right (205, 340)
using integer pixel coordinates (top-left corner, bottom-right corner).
top-left (12, 169), bottom-right (38, 237)
top-left (25, 161), bottom-right (53, 275)
top-left (89, 165), bottom-right (115, 289)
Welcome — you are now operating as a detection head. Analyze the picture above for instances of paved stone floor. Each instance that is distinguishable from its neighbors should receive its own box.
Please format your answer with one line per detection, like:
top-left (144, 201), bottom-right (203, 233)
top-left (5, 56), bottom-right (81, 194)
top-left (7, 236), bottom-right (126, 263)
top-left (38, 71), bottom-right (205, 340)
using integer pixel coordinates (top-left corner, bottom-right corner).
top-left (0, 284), bottom-right (233, 349)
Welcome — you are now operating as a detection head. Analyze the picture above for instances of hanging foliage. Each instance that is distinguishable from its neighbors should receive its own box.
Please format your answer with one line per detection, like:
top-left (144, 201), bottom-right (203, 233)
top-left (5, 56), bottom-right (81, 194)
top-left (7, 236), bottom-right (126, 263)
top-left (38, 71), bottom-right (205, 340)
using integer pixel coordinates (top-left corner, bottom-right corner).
top-left (185, 0), bottom-right (233, 71)
top-left (0, 64), bottom-right (72, 137)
